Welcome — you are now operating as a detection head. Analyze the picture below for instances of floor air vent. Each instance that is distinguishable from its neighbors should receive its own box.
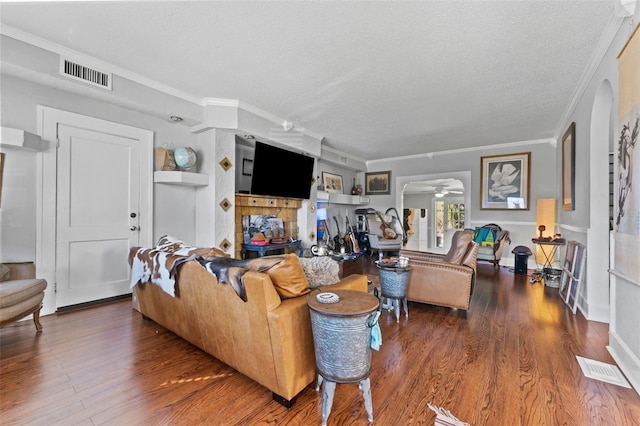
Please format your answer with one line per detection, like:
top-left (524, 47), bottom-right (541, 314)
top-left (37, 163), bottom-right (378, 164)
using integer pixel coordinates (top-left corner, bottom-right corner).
top-left (60, 58), bottom-right (112, 90)
top-left (576, 356), bottom-right (631, 388)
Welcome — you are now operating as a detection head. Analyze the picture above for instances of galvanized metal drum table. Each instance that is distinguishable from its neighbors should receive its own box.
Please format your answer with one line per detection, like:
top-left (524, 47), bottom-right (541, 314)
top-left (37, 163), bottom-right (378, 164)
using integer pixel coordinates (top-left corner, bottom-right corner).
top-left (308, 290), bottom-right (380, 426)
top-left (376, 263), bottom-right (412, 323)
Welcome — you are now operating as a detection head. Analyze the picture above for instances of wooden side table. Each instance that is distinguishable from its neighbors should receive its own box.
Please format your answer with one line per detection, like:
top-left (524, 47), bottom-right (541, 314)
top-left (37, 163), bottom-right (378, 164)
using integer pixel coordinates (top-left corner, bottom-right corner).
top-left (308, 290), bottom-right (379, 425)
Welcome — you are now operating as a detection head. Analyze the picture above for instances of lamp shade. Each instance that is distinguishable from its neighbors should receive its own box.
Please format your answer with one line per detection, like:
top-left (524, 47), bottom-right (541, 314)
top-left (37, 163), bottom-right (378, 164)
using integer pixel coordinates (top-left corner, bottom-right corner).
top-left (535, 198), bottom-right (556, 264)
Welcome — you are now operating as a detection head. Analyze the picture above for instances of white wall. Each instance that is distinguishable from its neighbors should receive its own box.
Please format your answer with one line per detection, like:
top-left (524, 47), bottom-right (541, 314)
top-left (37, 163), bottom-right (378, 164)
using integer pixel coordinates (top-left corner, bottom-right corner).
top-left (0, 74), bottom-right (202, 263)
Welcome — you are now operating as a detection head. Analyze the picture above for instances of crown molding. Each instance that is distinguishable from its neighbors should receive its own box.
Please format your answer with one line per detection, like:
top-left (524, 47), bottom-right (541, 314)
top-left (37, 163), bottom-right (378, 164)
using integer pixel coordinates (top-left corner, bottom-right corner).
top-left (367, 138), bottom-right (555, 165)
top-left (0, 25), bottom-right (204, 106)
top-left (1, 25), bottom-right (326, 142)
top-left (554, 12), bottom-right (628, 140)
top-left (321, 145), bottom-right (367, 164)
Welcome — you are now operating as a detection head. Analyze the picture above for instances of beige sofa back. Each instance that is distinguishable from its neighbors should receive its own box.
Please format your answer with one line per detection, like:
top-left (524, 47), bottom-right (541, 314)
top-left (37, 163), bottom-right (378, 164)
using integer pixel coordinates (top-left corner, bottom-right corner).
top-left (134, 260), bottom-right (368, 403)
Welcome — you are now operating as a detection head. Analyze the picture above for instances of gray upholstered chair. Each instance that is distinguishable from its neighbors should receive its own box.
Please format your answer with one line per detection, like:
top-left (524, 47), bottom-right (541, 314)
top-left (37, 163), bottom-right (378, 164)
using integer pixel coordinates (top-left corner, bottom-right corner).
top-left (366, 212), bottom-right (403, 261)
top-left (0, 262), bottom-right (48, 331)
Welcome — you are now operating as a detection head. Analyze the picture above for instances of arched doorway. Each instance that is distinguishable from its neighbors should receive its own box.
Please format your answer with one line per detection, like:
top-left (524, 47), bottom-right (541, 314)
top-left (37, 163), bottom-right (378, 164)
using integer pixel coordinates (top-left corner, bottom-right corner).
top-left (396, 171), bottom-right (471, 253)
top-left (587, 80), bottom-right (614, 322)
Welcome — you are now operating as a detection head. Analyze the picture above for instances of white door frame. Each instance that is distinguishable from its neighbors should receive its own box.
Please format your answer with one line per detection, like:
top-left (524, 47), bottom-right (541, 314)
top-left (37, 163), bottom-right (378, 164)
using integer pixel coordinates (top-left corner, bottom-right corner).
top-left (37, 106), bottom-right (154, 315)
top-left (396, 170), bottom-right (472, 235)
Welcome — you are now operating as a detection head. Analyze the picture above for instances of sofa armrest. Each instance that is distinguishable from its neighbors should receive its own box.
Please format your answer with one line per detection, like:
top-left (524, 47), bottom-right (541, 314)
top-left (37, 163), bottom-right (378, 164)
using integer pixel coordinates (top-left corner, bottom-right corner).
top-left (266, 273), bottom-right (368, 400)
top-left (400, 249), bottom-right (445, 263)
top-left (404, 259), bottom-right (474, 310)
top-left (3, 262), bottom-right (36, 280)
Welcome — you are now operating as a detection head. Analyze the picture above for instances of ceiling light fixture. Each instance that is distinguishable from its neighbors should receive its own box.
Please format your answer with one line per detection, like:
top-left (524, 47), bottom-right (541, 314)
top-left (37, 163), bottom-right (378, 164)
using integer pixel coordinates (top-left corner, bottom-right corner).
top-left (170, 115), bottom-right (183, 122)
top-left (435, 192), bottom-right (445, 198)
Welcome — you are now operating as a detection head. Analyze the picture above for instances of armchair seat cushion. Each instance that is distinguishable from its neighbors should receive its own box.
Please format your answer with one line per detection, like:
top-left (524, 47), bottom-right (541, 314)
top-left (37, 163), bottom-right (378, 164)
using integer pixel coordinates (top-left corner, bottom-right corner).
top-left (0, 262), bottom-right (47, 331)
top-left (477, 245), bottom-right (496, 259)
top-left (0, 278), bottom-right (47, 308)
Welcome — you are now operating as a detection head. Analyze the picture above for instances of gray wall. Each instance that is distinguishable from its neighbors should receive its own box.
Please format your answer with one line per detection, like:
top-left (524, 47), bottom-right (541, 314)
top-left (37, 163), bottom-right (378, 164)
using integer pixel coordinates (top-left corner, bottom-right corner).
top-left (365, 141), bottom-right (557, 265)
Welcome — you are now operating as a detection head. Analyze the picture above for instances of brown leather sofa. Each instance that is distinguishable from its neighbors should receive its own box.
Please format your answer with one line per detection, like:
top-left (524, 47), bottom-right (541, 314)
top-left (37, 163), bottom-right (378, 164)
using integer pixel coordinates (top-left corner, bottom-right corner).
top-left (132, 256), bottom-right (368, 406)
top-left (0, 262), bottom-right (48, 331)
top-left (399, 230), bottom-right (479, 311)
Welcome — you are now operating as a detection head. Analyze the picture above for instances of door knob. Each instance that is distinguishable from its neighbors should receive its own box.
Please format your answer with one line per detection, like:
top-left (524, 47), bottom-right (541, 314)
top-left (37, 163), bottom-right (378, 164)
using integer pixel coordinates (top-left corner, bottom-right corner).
top-left (130, 226), bottom-right (139, 231)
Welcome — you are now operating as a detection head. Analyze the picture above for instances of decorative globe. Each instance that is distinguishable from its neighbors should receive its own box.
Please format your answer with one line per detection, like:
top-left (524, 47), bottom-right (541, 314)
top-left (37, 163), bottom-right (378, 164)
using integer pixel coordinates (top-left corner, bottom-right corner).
top-left (173, 147), bottom-right (197, 170)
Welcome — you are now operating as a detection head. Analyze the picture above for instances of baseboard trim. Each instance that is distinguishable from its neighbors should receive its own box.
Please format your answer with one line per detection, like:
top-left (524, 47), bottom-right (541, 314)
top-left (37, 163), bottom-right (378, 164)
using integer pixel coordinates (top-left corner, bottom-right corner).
top-left (608, 331), bottom-right (640, 396)
top-left (56, 293), bottom-right (132, 313)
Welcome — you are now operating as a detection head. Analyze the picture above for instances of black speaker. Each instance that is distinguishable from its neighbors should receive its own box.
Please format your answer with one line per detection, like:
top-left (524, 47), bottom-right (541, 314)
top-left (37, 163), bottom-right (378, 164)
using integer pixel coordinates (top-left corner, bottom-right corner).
top-left (356, 232), bottom-right (371, 255)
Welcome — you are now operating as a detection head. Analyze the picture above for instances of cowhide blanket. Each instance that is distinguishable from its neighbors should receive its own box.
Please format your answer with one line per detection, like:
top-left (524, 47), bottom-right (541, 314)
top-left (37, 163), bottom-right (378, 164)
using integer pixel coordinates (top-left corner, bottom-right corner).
top-left (129, 235), bottom-right (284, 301)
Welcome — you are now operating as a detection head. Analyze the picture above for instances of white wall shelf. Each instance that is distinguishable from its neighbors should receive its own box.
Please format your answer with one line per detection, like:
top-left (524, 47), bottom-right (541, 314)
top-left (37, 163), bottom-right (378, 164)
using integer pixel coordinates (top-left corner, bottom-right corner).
top-left (1, 127), bottom-right (47, 151)
top-left (317, 191), bottom-right (369, 205)
top-left (154, 171), bottom-right (209, 186)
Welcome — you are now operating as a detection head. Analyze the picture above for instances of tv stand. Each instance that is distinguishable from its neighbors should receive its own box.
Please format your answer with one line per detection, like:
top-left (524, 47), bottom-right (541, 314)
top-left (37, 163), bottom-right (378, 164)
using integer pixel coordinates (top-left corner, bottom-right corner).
top-left (241, 240), bottom-right (303, 259)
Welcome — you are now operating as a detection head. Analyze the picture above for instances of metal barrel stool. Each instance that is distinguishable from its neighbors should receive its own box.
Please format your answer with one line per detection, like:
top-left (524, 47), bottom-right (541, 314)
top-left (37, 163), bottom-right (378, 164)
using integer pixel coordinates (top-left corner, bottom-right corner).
top-left (376, 263), bottom-right (411, 323)
top-left (308, 290), bottom-right (380, 425)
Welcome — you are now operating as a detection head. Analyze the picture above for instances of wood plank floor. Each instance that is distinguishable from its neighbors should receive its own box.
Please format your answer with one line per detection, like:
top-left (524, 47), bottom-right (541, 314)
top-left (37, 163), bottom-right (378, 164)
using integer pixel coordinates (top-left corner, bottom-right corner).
top-left (2, 261), bottom-right (639, 425)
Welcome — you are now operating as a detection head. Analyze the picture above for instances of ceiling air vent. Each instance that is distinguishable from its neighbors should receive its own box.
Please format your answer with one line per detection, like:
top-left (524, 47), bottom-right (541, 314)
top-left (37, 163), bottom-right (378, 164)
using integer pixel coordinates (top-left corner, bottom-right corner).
top-left (60, 58), bottom-right (112, 90)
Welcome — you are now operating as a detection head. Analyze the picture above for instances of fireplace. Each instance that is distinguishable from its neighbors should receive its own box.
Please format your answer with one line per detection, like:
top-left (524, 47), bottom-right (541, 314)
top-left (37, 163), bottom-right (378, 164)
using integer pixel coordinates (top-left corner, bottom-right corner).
top-left (234, 194), bottom-right (302, 258)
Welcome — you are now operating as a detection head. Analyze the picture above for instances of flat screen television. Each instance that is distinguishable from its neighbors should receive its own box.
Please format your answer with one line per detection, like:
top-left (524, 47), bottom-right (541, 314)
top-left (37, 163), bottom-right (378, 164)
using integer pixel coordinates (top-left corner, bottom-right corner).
top-left (250, 141), bottom-right (315, 199)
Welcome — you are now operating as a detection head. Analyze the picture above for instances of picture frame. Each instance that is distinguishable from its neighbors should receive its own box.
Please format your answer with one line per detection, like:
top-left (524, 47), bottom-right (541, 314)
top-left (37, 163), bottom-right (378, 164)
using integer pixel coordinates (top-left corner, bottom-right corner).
top-left (322, 171), bottom-right (344, 194)
top-left (559, 241), bottom-right (576, 302)
top-left (562, 122), bottom-right (576, 211)
top-left (480, 152), bottom-right (530, 210)
top-left (242, 158), bottom-right (253, 176)
top-left (365, 171), bottom-right (391, 195)
top-left (0, 152), bottom-right (4, 207)
top-left (565, 242), bottom-right (586, 314)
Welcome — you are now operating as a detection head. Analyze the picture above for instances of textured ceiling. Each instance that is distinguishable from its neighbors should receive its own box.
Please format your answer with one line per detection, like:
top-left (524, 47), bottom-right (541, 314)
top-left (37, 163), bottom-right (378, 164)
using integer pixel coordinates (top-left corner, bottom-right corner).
top-left (0, 1), bottom-right (617, 161)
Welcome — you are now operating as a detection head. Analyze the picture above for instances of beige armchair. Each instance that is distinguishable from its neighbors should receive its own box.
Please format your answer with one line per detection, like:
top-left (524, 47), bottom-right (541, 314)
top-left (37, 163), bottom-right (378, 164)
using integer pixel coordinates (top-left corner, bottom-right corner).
top-left (399, 229), bottom-right (479, 311)
top-left (0, 262), bottom-right (48, 331)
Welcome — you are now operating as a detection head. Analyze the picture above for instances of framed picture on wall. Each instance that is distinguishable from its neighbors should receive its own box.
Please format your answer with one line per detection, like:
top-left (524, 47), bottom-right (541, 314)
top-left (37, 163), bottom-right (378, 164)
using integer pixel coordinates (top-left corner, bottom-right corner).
top-left (562, 122), bottom-right (576, 211)
top-left (322, 172), bottom-right (343, 194)
top-left (480, 152), bottom-right (530, 210)
top-left (365, 171), bottom-right (391, 195)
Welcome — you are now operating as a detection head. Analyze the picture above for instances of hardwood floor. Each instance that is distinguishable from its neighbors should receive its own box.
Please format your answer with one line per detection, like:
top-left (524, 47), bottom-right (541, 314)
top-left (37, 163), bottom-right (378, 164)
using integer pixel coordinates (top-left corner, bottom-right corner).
top-left (2, 262), bottom-right (639, 425)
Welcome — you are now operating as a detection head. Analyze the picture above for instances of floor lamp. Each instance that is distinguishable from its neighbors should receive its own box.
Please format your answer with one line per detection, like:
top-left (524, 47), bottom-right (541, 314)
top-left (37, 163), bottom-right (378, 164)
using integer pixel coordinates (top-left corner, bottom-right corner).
top-left (535, 198), bottom-right (556, 265)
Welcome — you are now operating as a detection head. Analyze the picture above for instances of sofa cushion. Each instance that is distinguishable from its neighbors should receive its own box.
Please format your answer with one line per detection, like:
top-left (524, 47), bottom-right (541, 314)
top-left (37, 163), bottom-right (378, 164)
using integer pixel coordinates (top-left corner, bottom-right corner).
top-left (266, 254), bottom-right (310, 299)
top-left (298, 256), bottom-right (339, 288)
top-left (0, 264), bottom-right (9, 282)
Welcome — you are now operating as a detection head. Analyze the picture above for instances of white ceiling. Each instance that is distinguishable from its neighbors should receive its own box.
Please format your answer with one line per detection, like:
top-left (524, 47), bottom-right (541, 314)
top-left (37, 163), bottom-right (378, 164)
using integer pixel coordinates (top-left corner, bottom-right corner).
top-left (0, 1), bottom-right (619, 161)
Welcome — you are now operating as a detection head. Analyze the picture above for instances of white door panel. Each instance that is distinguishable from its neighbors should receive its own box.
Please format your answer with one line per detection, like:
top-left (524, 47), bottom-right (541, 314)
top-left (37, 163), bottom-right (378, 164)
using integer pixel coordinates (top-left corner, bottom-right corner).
top-left (56, 125), bottom-right (140, 307)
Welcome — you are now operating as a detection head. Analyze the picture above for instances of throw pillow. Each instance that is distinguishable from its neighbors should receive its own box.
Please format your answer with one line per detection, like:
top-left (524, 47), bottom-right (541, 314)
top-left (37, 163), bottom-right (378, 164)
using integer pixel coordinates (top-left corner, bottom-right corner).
top-left (473, 227), bottom-right (496, 247)
top-left (265, 254), bottom-right (310, 299)
top-left (299, 256), bottom-right (340, 288)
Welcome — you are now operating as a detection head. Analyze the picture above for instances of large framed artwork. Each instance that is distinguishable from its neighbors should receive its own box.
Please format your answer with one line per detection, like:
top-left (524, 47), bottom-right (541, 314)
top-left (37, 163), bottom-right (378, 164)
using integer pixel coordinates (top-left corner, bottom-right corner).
top-left (480, 152), bottom-right (530, 210)
top-left (562, 122), bottom-right (576, 211)
top-left (365, 171), bottom-right (391, 195)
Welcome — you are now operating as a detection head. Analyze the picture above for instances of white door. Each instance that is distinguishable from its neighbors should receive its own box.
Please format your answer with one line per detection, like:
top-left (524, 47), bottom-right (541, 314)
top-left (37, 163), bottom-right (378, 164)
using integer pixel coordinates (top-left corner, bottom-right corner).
top-left (417, 209), bottom-right (429, 252)
top-left (56, 124), bottom-right (140, 307)
top-left (443, 198), bottom-right (465, 254)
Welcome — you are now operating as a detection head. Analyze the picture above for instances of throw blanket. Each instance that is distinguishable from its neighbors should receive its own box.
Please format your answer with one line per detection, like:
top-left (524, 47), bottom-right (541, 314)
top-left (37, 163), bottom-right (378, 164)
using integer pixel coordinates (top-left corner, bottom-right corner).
top-left (129, 236), bottom-right (284, 301)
